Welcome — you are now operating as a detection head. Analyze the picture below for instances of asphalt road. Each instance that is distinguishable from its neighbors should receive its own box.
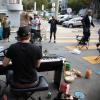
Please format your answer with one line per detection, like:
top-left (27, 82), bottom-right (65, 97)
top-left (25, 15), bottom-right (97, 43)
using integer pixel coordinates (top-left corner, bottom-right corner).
top-left (0, 19), bottom-right (100, 100)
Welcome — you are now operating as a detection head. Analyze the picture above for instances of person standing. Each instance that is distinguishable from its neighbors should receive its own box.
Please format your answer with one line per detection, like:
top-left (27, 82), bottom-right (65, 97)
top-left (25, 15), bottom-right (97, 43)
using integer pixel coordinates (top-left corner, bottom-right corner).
top-left (96, 28), bottom-right (100, 47)
top-left (2, 16), bottom-right (10, 42)
top-left (81, 9), bottom-right (95, 44)
top-left (98, 28), bottom-right (100, 43)
top-left (0, 19), bottom-right (3, 40)
top-left (31, 14), bottom-right (42, 42)
top-left (20, 12), bottom-right (30, 27)
top-left (48, 16), bottom-right (58, 43)
top-left (3, 26), bottom-right (42, 88)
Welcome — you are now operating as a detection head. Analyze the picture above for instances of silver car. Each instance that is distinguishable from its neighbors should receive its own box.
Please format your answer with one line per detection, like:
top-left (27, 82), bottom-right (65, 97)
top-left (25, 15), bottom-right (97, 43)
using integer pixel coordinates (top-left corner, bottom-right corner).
top-left (62, 17), bottom-right (83, 28)
top-left (58, 15), bottom-right (72, 25)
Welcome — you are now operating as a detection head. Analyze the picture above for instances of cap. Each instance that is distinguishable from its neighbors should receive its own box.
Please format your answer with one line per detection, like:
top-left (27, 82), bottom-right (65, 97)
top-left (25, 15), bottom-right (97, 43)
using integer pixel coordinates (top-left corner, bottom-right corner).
top-left (17, 26), bottom-right (31, 37)
top-left (34, 14), bottom-right (37, 16)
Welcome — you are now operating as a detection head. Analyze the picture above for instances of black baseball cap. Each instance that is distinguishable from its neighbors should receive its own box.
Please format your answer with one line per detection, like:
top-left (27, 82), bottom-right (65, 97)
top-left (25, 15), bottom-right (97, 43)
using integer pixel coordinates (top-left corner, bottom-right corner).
top-left (17, 26), bottom-right (31, 37)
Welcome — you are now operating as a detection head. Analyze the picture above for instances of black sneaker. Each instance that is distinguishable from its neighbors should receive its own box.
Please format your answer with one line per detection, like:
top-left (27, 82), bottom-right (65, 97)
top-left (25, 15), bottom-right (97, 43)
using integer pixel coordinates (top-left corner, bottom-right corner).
top-left (49, 40), bottom-right (51, 43)
top-left (96, 43), bottom-right (100, 47)
top-left (79, 42), bottom-right (86, 45)
top-left (83, 42), bottom-right (87, 45)
top-left (54, 40), bottom-right (56, 43)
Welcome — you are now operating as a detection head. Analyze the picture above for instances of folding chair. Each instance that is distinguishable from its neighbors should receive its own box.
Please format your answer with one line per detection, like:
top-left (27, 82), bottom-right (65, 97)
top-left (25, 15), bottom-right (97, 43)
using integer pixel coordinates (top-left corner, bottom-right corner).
top-left (76, 35), bottom-right (90, 50)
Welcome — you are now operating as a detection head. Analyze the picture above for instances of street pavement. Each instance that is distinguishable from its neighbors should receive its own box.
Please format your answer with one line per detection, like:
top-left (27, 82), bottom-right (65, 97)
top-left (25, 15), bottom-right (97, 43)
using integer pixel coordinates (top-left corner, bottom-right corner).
top-left (0, 19), bottom-right (100, 100)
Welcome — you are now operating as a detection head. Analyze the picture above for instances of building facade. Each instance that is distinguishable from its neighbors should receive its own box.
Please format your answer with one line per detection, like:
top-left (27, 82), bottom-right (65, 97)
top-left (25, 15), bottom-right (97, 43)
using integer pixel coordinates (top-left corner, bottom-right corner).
top-left (0, 0), bottom-right (23, 27)
top-left (50, 0), bottom-right (68, 14)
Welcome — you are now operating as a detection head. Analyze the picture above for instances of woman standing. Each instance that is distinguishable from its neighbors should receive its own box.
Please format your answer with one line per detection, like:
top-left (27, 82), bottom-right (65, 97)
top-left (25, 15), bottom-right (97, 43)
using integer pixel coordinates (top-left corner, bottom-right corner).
top-left (2, 16), bottom-right (10, 42)
top-left (20, 12), bottom-right (30, 27)
top-left (0, 19), bottom-right (3, 40)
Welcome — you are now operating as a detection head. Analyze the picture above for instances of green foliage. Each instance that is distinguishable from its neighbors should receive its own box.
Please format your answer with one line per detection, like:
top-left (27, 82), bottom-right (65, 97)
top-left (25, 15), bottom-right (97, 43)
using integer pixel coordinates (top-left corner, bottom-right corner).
top-left (47, 2), bottom-right (52, 10)
top-left (22, 0), bottom-right (48, 10)
top-left (34, 0), bottom-right (48, 10)
top-left (67, 0), bottom-right (92, 13)
top-left (22, 0), bottom-right (34, 10)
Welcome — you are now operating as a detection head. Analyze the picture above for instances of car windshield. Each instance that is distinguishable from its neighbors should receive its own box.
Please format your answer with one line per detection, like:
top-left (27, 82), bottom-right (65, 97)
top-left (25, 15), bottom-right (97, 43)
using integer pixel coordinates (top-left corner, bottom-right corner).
top-left (69, 19), bottom-right (74, 21)
top-left (60, 16), bottom-right (64, 18)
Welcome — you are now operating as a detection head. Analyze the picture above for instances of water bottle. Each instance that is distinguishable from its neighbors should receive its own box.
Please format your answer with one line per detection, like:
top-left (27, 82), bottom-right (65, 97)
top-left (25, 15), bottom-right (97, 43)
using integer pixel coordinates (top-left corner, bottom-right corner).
top-left (64, 61), bottom-right (71, 71)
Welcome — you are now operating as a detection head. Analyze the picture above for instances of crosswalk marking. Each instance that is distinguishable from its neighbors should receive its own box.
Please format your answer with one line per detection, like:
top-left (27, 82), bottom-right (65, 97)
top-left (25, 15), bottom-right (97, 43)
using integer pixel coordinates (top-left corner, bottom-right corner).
top-left (83, 56), bottom-right (100, 64)
top-left (56, 40), bottom-right (98, 43)
top-left (45, 35), bottom-right (98, 43)
top-left (65, 45), bottom-right (97, 50)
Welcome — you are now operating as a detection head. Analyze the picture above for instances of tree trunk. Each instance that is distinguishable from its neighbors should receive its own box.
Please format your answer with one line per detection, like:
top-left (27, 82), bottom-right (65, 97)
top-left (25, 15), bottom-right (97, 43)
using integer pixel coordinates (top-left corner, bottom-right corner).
top-left (91, 0), bottom-right (100, 19)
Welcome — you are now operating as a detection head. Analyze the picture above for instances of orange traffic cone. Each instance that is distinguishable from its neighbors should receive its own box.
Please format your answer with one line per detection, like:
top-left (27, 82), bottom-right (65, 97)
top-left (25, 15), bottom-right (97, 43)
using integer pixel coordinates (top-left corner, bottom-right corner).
top-left (85, 69), bottom-right (92, 79)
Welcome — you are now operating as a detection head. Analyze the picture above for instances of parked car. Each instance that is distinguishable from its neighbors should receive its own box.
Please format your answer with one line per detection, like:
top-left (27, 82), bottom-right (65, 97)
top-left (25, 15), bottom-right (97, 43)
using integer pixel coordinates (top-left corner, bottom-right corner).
top-left (57, 14), bottom-right (71, 19)
top-left (58, 15), bottom-right (72, 25)
top-left (62, 17), bottom-right (83, 28)
top-left (57, 14), bottom-right (67, 19)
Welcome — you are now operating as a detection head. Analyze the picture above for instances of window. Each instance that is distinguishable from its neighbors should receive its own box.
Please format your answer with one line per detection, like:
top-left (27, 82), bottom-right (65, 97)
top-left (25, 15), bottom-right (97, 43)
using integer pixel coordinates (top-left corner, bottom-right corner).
top-left (9, 0), bottom-right (20, 4)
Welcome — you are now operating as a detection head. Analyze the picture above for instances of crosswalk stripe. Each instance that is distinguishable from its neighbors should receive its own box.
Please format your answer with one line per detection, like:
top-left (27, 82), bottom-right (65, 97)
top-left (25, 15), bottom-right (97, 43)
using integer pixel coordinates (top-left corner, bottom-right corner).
top-left (46, 37), bottom-right (98, 39)
top-left (65, 46), bottom-right (97, 50)
top-left (83, 56), bottom-right (100, 64)
top-left (45, 35), bottom-right (99, 43)
top-left (55, 40), bottom-right (98, 43)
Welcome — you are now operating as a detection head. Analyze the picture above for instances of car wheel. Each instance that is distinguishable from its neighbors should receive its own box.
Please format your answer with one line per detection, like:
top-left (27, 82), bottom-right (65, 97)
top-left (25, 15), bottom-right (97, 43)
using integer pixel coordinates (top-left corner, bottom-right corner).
top-left (68, 24), bottom-right (73, 28)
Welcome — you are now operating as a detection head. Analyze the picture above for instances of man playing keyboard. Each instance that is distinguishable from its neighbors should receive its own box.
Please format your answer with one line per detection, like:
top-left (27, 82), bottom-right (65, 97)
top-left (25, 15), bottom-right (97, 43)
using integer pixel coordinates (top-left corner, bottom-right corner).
top-left (2, 26), bottom-right (42, 88)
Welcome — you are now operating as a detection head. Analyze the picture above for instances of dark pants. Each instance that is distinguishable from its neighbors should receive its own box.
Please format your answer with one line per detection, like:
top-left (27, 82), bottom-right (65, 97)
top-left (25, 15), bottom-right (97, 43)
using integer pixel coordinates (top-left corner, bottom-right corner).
top-left (3, 27), bottom-right (10, 39)
top-left (31, 29), bottom-right (42, 43)
top-left (83, 27), bottom-right (90, 42)
top-left (6, 70), bottom-right (39, 88)
top-left (50, 28), bottom-right (57, 41)
top-left (99, 34), bottom-right (100, 43)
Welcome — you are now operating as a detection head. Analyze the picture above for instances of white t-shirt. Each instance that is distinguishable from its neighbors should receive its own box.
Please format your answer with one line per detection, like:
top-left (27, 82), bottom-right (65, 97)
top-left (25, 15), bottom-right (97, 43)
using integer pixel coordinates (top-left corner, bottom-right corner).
top-left (88, 16), bottom-right (92, 23)
top-left (31, 18), bottom-right (41, 30)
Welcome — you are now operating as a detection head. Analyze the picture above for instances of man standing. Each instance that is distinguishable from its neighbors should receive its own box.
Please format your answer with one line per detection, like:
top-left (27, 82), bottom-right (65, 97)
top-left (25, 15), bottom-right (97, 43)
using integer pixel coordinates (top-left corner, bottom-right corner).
top-left (48, 16), bottom-right (58, 43)
top-left (31, 14), bottom-right (42, 42)
top-left (98, 28), bottom-right (100, 43)
top-left (3, 26), bottom-right (42, 88)
top-left (96, 28), bottom-right (100, 47)
top-left (81, 9), bottom-right (95, 44)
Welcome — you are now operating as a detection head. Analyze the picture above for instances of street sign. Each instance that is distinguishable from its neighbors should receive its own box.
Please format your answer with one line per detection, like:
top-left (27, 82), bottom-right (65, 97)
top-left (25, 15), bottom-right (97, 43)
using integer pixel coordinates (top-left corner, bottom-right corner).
top-left (67, 8), bottom-right (72, 14)
top-left (52, 3), bottom-right (55, 7)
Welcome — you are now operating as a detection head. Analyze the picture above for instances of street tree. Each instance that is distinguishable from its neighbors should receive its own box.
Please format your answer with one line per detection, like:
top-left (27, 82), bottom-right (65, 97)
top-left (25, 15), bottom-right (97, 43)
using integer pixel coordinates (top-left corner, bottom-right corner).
top-left (22, 0), bottom-right (34, 10)
top-left (22, 0), bottom-right (48, 11)
top-left (67, 0), bottom-right (92, 13)
top-left (90, 0), bottom-right (100, 19)
top-left (34, 0), bottom-right (48, 10)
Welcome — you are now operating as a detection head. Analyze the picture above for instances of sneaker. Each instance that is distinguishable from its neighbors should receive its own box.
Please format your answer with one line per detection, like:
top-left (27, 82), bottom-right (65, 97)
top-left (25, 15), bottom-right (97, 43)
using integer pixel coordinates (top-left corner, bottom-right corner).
top-left (49, 40), bottom-right (51, 43)
top-left (79, 41), bottom-right (86, 45)
top-left (96, 43), bottom-right (100, 47)
top-left (54, 41), bottom-right (56, 43)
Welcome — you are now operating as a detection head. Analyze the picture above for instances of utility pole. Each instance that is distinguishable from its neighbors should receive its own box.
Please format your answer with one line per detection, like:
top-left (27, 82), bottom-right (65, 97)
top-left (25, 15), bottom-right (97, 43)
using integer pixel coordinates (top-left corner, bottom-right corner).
top-left (34, 2), bottom-right (36, 11)
top-left (55, 0), bottom-right (59, 19)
